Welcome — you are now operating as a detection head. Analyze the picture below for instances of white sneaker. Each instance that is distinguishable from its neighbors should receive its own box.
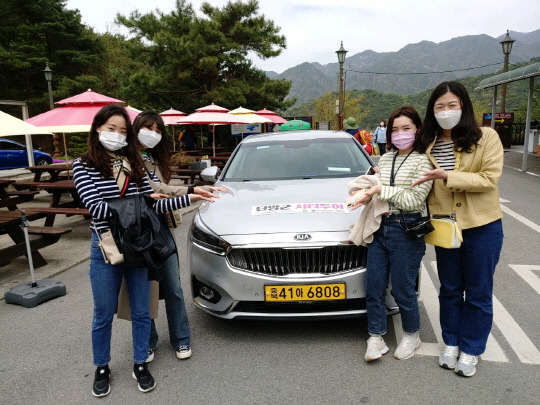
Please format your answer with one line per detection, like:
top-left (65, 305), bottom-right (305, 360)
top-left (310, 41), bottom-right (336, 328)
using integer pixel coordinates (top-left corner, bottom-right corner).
top-left (176, 345), bottom-right (192, 360)
top-left (439, 345), bottom-right (459, 369)
top-left (365, 336), bottom-right (389, 362)
top-left (455, 352), bottom-right (478, 377)
top-left (394, 332), bottom-right (421, 360)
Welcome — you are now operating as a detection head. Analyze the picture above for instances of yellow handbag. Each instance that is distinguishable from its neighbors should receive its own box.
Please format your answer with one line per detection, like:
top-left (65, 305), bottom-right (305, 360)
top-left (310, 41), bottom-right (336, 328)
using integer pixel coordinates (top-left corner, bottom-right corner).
top-left (424, 150), bottom-right (463, 249)
top-left (424, 217), bottom-right (462, 249)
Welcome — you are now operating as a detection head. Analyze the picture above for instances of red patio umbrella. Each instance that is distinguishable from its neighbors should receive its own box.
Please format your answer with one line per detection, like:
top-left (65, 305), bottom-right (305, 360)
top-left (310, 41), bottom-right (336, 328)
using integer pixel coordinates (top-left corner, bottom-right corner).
top-left (26, 89), bottom-right (138, 161)
top-left (160, 109), bottom-right (186, 151)
top-left (175, 103), bottom-right (250, 157)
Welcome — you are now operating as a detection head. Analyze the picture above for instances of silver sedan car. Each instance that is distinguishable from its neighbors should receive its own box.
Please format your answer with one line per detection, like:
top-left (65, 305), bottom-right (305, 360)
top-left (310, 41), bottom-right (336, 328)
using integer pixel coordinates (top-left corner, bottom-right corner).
top-left (188, 130), bottom-right (397, 319)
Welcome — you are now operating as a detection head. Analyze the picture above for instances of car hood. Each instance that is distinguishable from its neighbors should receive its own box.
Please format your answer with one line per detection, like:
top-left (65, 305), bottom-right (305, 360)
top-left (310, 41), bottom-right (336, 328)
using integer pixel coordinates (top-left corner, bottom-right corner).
top-left (198, 178), bottom-right (362, 236)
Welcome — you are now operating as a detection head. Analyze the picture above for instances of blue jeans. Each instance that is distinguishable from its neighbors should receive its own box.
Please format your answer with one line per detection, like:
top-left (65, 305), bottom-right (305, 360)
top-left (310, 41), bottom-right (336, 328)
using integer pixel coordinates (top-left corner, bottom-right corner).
top-left (435, 219), bottom-right (503, 356)
top-left (149, 220), bottom-right (190, 349)
top-left (366, 213), bottom-right (426, 336)
top-left (89, 232), bottom-right (151, 366)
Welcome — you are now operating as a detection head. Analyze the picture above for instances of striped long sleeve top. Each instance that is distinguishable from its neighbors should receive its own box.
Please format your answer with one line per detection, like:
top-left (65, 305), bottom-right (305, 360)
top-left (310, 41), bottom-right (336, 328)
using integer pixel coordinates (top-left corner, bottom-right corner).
top-left (73, 158), bottom-right (190, 232)
top-left (377, 151), bottom-right (434, 212)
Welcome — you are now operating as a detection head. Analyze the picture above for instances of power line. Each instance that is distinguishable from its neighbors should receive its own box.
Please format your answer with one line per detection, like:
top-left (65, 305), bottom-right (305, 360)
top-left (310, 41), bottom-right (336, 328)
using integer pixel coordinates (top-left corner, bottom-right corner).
top-left (344, 62), bottom-right (509, 76)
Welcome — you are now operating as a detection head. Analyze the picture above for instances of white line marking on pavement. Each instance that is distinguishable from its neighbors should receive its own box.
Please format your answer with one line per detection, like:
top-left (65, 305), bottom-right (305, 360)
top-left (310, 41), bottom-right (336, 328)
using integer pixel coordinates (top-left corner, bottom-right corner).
top-left (500, 203), bottom-right (540, 233)
top-left (509, 265), bottom-right (540, 295)
top-left (493, 295), bottom-right (540, 364)
top-left (499, 198), bottom-right (511, 203)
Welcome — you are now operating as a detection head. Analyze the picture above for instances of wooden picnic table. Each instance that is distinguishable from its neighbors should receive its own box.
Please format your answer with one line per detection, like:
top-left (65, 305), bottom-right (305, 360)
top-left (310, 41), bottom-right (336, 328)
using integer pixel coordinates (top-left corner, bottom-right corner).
top-left (0, 180), bottom-right (39, 211)
top-left (17, 179), bottom-right (90, 227)
top-left (25, 163), bottom-right (73, 182)
top-left (171, 168), bottom-right (203, 184)
top-left (0, 208), bottom-right (71, 268)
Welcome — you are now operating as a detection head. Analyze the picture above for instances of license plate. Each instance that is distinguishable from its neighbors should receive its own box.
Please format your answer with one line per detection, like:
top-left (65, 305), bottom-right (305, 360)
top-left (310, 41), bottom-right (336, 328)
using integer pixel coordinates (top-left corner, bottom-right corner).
top-left (264, 283), bottom-right (346, 302)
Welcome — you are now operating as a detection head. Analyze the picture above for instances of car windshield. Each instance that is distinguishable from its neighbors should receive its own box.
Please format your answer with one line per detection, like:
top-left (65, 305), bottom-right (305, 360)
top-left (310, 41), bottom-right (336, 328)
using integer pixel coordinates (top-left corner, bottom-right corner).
top-left (222, 137), bottom-right (371, 181)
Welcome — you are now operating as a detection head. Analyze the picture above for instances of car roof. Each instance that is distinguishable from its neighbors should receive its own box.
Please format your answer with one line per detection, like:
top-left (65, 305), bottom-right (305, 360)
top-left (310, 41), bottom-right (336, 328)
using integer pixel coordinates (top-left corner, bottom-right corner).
top-left (0, 138), bottom-right (23, 146)
top-left (241, 130), bottom-right (353, 144)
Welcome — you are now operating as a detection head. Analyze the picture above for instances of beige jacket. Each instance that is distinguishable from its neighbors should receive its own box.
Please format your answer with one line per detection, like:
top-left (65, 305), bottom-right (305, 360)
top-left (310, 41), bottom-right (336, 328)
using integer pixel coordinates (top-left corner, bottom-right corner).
top-left (348, 174), bottom-right (389, 246)
top-left (425, 127), bottom-right (503, 230)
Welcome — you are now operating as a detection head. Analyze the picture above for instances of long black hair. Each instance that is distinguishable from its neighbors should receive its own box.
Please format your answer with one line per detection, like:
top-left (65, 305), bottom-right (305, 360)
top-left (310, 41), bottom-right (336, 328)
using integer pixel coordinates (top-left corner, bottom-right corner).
top-left (81, 104), bottom-right (145, 186)
top-left (133, 110), bottom-right (171, 183)
top-left (417, 81), bottom-right (482, 153)
top-left (386, 105), bottom-right (423, 152)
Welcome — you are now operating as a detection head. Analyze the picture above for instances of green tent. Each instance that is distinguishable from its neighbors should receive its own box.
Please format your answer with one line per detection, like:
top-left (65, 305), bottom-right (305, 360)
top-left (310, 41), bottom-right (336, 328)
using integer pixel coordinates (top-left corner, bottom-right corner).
top-left (280, 119), bottom-right (311, 131)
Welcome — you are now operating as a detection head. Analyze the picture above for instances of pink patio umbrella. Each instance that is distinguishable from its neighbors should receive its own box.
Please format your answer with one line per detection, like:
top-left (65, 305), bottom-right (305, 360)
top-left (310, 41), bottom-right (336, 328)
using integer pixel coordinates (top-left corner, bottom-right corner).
top-left (160, 109), bottom-right (186, 151)
top-left (256, 108), bottom-right (287, 133)
top-left (26, 89), bottom-right (138, 160)
top-left (175, 103), bottom-right (250, 157)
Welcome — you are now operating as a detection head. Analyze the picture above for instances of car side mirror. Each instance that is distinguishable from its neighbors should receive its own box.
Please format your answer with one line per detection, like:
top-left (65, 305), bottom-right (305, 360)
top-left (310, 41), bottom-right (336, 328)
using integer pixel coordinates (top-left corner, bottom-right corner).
top-left (201, 166), bottom-right (219, 182)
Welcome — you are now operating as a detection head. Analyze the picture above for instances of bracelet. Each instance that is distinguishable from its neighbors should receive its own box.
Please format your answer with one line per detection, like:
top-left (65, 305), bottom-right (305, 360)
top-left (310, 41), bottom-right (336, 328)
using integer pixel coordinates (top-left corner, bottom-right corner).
top-left (187, 186), bottom-right (194, 194)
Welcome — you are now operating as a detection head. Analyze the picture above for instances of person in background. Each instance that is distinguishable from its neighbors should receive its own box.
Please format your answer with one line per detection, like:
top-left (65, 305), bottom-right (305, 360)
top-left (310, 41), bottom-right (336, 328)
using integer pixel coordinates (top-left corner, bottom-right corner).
top-left (182, 125), bottom-right (196, 150)
top-left (350, 106), bottom-right (433, 363)
top-left (73, 105), bottom-right (194, 397)
top-left (131, 110), bottom-right (226, 363)
top-left (374, 120), bottom-right (387, 155)
top-left (413, 81), bottom-right (504, 377)
top-left (344, 117), bottom-right (372, 155)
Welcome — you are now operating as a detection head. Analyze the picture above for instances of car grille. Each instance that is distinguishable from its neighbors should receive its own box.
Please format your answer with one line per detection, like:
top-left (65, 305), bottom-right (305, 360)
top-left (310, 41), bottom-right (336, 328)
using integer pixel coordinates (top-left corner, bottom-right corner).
top-left (226, 245), bottom-right (367, 276)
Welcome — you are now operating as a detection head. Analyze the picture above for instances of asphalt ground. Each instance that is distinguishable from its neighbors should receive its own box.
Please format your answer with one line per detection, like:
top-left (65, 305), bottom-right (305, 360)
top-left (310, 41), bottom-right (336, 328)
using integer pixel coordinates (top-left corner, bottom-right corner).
top-left (0, 159), bottom-right (539, 404)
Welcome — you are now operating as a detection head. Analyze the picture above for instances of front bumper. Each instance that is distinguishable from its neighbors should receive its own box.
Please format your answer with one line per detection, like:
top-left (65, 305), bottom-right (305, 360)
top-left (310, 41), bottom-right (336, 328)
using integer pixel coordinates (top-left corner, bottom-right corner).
top-left (188, 240), bottom-right (369, 320)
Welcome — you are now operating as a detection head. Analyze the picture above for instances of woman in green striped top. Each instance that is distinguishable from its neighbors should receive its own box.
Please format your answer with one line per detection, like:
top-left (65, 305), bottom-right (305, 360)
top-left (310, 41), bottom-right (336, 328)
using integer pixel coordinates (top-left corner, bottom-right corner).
top-left (351, 105), bottom-right (434, 362)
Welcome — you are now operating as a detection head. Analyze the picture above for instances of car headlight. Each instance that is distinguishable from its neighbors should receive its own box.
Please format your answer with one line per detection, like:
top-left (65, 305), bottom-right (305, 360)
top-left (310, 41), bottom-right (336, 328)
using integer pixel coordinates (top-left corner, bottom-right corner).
top-left (190, 214), bottom-right (231, 255)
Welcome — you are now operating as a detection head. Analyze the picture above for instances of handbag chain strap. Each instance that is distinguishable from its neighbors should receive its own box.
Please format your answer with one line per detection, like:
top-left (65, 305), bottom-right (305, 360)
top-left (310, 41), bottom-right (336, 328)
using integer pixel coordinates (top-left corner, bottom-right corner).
top-left (450, 150), bottom-right (462, 220)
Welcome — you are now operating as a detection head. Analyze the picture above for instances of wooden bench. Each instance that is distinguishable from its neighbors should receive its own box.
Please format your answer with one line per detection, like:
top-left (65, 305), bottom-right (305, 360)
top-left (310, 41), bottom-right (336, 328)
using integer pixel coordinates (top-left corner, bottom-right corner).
top-left (13, 181), bottom-right (48, 191)
top-left (0, 190), bottom-right (40, 210)
top-left (171, 175), bottom-right (193, 184)
top-left (0, 223), bottom-right (72, 268)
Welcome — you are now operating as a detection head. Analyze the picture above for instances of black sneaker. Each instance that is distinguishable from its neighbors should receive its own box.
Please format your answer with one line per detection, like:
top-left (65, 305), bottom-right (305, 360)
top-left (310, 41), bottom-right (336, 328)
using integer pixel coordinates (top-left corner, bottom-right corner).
top-left (92, 365), bottom-right (111, 398)
top-left (132, 363), bottom-right (156, 393)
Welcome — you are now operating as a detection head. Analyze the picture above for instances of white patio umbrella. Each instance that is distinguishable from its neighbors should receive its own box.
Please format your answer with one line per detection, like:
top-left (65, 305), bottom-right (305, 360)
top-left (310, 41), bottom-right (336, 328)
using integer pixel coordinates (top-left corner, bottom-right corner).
top-left (0, 110), bottom-right (53, 166)
top-left (228, 106), bottom-right (272, 138)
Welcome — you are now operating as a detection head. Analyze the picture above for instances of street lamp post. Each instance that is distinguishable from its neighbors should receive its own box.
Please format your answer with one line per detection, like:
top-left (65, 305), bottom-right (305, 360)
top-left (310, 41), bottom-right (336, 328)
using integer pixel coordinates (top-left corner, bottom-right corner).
top-left (500, 30), bottom-right (515, 113)
top-left (43, 62), bottom-right (61, 157)
top-left (336, 41), bottom-right (347, 130)
top-left (43, 63), bottom-right (54, 110)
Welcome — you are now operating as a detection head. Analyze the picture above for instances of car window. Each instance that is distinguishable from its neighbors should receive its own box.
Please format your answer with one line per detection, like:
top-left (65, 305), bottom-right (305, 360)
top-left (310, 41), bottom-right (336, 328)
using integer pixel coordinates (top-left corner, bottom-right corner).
top-left (223, 138), bottom-right (371, 181)
top-left (0, 141), bottom-right (24, 151)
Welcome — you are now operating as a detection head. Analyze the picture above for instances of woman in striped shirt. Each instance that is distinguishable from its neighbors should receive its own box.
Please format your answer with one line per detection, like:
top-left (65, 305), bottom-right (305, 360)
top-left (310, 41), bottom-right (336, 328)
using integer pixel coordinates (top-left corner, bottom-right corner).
top-left (73, 105), bottom-right (205, 397)
top-left (350, 105), bottom-right (434, 363)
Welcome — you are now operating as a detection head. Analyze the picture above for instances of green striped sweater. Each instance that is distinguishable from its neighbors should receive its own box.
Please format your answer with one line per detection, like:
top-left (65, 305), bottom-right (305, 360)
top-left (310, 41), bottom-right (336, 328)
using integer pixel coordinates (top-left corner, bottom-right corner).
top-left (377, 151), bottom-right (434, 212)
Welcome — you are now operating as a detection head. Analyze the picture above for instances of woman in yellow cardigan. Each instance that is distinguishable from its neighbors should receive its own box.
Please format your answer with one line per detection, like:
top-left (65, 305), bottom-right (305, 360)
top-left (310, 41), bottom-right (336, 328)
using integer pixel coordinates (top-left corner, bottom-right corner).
top-left (413, 81), bottom-right (504, 378)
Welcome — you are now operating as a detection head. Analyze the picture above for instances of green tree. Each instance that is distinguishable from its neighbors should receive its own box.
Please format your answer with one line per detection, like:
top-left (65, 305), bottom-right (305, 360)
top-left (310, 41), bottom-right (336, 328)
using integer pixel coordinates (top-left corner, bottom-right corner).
top-left (116, 0), bottom-right (292, 112)
top-left (0, 0), bottom-right (102, 115)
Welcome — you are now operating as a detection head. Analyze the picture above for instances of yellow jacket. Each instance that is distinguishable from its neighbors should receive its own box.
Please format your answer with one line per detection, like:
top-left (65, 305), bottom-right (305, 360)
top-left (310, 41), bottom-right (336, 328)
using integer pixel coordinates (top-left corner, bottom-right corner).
top-left (426, 127), bottom-right (503, 230)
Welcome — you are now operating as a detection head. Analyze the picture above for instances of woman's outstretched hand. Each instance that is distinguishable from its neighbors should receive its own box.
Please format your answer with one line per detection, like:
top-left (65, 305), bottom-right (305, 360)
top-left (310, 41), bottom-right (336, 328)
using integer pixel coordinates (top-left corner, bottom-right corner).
top-left (193, 186), bottom-right (229, 199)
top-left (189, 194), bottom-right (215, 203)
top-left (411, 169), bottom-right (448, 187)
top-left (150, 193), bottom-right (169, 199)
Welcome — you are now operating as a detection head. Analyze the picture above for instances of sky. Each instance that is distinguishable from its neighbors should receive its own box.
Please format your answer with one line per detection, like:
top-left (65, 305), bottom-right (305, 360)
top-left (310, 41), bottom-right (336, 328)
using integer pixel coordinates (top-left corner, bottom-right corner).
top-left (66, 0), bottom-right (540, 74)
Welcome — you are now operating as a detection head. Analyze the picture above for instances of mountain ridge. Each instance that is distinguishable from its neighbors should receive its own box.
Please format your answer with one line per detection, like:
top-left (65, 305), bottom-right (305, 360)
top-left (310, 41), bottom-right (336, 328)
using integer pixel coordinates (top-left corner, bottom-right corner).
top-left (268, 29), bottom-right (540, 105)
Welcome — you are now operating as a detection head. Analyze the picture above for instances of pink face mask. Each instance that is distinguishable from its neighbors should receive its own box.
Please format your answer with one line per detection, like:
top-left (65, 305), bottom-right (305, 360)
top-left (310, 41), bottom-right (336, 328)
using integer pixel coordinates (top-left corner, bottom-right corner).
top-left (391, 131), bottom-right (416, 150)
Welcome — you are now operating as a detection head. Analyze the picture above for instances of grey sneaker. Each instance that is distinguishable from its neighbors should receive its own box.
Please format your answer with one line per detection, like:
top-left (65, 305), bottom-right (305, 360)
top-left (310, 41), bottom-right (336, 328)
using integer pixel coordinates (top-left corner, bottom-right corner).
top-left (394, 332), bottom-right (421, 360)
top-left (145, 349), bottom-right (155, 363)
top-left (365, 336), bottom-right (389, 362)
top-left (439, 345), bottom-right (459, 369)
top-left (176, 345), bottom-right (192, 360)
top-left (455, 352), bottom-right (478, 377)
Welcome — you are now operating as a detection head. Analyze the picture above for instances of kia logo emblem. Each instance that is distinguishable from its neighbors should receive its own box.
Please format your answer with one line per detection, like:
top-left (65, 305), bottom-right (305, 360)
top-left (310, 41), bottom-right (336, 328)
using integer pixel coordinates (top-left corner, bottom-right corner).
top-left (294, 234), bottom-right (312, 241)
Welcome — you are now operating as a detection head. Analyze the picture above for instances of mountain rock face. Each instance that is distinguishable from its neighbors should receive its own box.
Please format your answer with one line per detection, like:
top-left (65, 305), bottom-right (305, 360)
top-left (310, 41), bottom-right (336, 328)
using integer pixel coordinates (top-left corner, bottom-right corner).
top-left (269, 30), bottom-right (540, 105)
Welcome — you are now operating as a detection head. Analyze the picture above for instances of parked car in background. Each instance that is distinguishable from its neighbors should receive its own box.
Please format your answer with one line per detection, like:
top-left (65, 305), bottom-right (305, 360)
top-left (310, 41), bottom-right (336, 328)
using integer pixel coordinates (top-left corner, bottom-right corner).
top-left (0, 138), bottom-right (52, 169)
top-left (188, 130), bottom-right (401, 320)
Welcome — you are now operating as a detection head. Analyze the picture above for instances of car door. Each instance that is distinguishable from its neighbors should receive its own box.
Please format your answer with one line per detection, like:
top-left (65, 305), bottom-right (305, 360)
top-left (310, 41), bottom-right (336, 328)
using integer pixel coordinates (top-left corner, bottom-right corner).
top-left (0, 140), bottom-right (26, 169)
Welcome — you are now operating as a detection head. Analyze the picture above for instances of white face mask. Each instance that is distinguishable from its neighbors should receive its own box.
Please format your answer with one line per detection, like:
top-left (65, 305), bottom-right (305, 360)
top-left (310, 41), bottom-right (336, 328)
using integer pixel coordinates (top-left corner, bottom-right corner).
top-left (99, 131), bottom-right (128, 151)
top-left (435, 110), bottom-right (462, 130)
top-left (138, 128), bottom-right (162, 149)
